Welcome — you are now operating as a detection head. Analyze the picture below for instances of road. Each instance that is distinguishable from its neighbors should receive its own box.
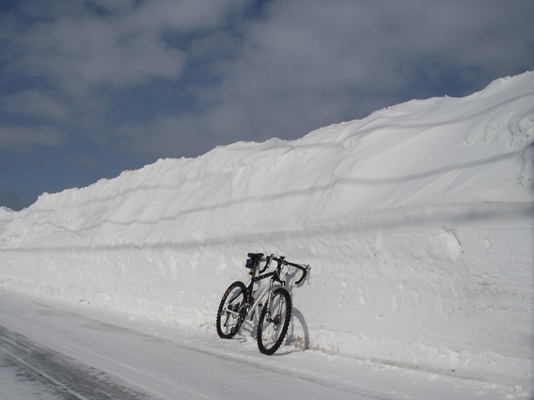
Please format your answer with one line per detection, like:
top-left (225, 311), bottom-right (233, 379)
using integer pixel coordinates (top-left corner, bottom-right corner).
top-left (0, 288), bottom-right (525, 400)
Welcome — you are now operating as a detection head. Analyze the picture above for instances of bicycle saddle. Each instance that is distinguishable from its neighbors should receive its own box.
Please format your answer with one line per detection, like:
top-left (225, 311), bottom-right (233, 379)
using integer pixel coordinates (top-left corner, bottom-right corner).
top-left (247, 252), bottom-right (264, 260)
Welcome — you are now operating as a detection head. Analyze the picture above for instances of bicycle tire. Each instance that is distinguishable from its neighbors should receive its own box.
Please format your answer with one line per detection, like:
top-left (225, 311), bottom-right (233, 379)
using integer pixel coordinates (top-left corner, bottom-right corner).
top-left (256, 287), bottom-right (292, 355)
top-left (216, 281), bottom-right (247, 339)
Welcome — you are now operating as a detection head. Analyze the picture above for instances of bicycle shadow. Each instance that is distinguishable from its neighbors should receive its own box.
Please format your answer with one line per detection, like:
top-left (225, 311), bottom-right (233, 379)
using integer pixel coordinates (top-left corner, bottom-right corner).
top-left (284, 307), bottom-right (310, 352)
top-left (278, 268), bottom-right (311, 355)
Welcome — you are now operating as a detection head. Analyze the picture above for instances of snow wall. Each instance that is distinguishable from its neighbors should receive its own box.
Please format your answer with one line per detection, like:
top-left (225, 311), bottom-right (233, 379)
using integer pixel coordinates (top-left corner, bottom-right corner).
top-left (1, 72), bottom-right (533, 389)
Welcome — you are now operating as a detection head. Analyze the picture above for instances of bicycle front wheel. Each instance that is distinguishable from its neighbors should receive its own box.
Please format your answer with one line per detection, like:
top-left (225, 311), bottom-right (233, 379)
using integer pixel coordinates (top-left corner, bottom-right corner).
top-left (216, 281), bottom-right (247, 339)
top-left (257, 287), bottom-right (292, 355)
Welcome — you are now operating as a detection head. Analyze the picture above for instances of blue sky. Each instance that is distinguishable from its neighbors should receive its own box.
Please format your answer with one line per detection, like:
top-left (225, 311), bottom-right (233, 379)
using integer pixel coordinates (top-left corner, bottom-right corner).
top-left (1, 0), bottom-right (533, 210)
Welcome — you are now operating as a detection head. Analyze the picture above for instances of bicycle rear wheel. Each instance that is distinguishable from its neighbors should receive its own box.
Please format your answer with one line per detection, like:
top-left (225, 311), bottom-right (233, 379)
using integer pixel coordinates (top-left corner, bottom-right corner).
top-left (256, 287), bottom-right (292, 355)
top-left (216, 281), bottom-right (247, 339)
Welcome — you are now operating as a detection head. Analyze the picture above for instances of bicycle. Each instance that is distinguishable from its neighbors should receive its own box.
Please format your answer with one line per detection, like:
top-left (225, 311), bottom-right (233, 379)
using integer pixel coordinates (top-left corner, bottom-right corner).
top-left (216, 253), bottom-right (310, 355)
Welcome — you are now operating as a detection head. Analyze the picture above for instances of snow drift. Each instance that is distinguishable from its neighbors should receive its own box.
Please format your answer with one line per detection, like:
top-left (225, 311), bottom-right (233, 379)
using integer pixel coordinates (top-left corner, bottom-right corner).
top-left (1, 72), bottom-right (533, 389)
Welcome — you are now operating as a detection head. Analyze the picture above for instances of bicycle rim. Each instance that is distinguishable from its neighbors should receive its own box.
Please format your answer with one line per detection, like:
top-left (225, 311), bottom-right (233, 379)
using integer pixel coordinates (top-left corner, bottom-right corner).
top-left (257, 288), bottom-right (291, 355)
top-left (216, 281), bottom-right (246, 338)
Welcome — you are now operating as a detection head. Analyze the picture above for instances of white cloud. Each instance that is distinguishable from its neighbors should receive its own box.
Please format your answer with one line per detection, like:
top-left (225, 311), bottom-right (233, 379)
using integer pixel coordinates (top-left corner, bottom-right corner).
top-left (96, 0), bottom-right (534, 159)
top-left (17, 14), bottom-right (185, 96)
top-left (190, 0), bottom-right (534, 143)
top-left (132, 0), bottom-right (246, 32)
top-left (0, 0), bottom-right (532, 159)
top-left (1, 90), bottom-right (70, 121)
top-left (6, 0), bottom-right (244, 97)
top-left (0, 125), bottom-right (67, 152)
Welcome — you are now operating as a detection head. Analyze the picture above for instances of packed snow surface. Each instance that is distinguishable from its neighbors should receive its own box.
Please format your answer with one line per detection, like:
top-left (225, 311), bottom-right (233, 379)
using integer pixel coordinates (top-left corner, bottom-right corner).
top-left (0, 288), bottom-right (528, 400)
top-left (1, 72), bottom-right (533, 391)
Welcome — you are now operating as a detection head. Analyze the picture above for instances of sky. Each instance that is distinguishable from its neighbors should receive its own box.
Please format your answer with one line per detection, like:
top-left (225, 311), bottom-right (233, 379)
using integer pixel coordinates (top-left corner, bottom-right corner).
top-left (0, 0), bottom-right (533, 211)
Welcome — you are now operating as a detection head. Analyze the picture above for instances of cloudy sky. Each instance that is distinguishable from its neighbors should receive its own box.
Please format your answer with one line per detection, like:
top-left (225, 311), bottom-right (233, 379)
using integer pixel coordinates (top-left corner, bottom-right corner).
top-left (1, 0), bottom-right (533, 210)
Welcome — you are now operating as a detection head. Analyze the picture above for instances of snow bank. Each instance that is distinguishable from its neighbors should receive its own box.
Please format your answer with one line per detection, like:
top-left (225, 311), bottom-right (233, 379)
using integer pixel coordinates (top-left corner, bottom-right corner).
top-left (1, 72), bottom-right (533, 389)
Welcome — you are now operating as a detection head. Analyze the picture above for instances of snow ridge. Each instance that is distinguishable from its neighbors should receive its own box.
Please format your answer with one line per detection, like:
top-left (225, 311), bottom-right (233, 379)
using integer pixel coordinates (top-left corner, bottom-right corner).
top-left (1, 72), bottom-right (533, 390)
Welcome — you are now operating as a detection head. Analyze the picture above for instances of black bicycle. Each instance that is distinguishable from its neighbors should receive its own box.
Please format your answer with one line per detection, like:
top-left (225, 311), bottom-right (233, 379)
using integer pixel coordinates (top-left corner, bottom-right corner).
top-left (216, 253), bottom-right (310, 355)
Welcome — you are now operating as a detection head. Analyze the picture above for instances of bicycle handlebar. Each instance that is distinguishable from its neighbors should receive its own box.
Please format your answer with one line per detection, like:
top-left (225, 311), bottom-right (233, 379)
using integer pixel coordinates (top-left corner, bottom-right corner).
top-left (270, 255), bottom-right (310, 285)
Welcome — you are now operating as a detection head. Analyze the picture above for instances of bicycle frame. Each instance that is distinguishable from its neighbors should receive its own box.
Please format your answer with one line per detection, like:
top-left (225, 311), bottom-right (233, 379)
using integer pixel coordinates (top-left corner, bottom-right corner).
top-left (228, 259), bottom-right (283, 332)
top-left (250, 268), bottom-right (283, 304)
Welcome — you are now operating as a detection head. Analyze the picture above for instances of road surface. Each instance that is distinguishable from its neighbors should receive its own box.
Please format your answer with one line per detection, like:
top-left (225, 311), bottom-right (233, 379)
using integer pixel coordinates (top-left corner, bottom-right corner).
top-left (0, 288), bottom-right (526, 399)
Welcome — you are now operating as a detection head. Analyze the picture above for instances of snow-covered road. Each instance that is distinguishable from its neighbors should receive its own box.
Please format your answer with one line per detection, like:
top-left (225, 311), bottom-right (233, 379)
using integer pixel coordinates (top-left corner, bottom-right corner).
top-left (0, 289), bottom-right (528, 400)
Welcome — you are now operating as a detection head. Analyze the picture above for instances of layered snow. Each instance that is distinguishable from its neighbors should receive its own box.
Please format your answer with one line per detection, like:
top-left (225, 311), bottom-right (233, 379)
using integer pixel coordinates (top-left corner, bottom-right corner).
top-left (1, 72), bottom-right (533, 391)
